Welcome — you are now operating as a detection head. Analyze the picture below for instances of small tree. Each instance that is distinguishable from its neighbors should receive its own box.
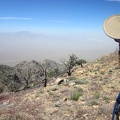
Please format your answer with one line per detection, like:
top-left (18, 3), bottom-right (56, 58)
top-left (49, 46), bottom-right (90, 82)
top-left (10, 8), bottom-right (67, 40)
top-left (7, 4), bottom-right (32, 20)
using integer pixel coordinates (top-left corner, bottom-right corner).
top-left (39, 60), bottom-right (51, 87)
top-left (76, 59), bottom-right (87, 67)
top-left (60, 54), bottom-right (78, 76)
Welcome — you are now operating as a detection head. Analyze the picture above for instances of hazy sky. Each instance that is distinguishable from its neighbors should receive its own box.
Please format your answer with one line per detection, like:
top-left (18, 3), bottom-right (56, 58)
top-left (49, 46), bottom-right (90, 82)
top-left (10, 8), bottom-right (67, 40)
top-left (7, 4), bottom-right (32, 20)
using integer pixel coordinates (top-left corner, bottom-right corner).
top-left (0, 0), bottom-right (120, 66)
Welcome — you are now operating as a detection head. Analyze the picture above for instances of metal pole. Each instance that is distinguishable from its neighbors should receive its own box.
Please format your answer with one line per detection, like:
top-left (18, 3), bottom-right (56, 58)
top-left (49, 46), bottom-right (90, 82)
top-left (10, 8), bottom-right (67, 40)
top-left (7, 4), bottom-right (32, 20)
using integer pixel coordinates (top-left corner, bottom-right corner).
top-left (114, 39), bottom-right (120, 66)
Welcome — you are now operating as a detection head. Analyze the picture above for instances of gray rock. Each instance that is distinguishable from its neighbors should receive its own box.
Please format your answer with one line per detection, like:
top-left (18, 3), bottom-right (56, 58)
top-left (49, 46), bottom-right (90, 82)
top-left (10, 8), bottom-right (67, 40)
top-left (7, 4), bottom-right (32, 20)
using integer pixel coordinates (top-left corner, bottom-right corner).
top-left (50, 85), bottom-right (58, 91)
top-left (69, 82), bottom-right (75, 87)
top-left (55, 78), bottom-right (64, 85)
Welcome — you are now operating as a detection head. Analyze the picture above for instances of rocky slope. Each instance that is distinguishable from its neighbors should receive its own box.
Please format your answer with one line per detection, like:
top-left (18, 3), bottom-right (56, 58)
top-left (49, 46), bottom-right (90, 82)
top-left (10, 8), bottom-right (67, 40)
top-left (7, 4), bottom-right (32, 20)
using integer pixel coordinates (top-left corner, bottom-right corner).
top-left (0, 65), bottom-right (16, 93)
top-left (0, 59), bottom-right (65, 93)
top-left (0, 52), bottom-right (120, 120)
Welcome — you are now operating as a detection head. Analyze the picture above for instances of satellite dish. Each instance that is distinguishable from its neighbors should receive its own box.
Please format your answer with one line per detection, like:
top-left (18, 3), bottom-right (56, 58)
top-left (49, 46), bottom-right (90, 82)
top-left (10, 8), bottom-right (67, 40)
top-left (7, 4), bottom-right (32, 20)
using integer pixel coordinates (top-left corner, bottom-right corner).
top-left (103, 14), bottom-right (120, 41)
top-left (103, 14), bottom-right (120, 65)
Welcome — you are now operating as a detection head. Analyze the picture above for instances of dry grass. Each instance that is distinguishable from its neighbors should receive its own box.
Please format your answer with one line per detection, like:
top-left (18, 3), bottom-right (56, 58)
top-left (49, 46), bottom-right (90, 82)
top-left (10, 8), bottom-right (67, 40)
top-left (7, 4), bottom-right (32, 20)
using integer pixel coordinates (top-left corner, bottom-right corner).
top-left (0, 89), bottom-right (45, 120)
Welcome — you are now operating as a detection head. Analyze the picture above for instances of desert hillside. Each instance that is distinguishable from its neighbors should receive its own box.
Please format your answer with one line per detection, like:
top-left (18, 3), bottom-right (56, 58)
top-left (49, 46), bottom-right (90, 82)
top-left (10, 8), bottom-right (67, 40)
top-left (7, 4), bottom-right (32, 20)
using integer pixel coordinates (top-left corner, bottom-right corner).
top-left (0, 52), bottom-right (120, 120)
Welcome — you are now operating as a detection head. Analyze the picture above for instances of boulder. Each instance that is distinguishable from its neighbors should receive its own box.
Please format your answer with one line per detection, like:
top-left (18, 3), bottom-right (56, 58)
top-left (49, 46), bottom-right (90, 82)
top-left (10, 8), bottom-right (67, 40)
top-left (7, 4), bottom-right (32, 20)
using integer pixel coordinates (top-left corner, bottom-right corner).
top-left (50, 85), bottom-right (58, 91)
top-left (69, 82), bottom-right (75, 87)
top-left (55, 78), bottom-right (64, 85)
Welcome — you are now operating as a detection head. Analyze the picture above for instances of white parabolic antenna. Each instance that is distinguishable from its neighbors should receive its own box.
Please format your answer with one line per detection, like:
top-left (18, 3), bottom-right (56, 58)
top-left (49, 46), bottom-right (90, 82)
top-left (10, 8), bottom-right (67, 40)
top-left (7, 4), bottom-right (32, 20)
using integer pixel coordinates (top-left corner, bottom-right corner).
top-left (103, 14), bottom-right (120, 65)
top-left (103, 14), bottom-right (120, 40)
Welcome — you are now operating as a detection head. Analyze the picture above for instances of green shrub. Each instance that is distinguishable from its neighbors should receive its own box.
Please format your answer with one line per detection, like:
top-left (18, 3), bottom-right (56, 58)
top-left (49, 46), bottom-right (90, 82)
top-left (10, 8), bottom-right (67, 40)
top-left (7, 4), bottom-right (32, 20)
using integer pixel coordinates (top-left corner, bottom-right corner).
top-left (48, 68), bottom-right (61, 77)
top-left (90, 100), bottom-right (98, 106)
top-left (75, 79), bottom-right (87, 85)
top-left (70, 92), bottom-right (81, 101)
top-left (53, 95), bottom-right (59, 101)
top-left (76, 59), bottom-right (87, 67)
top-left (103, 96), bottom-right (110, 103)
top-left (67, 76), bottom-right (77, 81)
top-left (100, 71), bottom-right (105, 75)
top-left (70, 89), bottom-right (83, 101)
top-left (77, 88), bottom-right (83, 93)
top-left (93, 92), bottom-right (100, 99)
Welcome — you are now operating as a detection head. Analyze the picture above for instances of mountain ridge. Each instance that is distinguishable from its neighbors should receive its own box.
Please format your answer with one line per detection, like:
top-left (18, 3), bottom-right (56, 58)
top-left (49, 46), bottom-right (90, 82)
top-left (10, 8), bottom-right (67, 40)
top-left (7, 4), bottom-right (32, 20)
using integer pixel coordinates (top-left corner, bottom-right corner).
top-left (0, 59), bottom-right (65, 93)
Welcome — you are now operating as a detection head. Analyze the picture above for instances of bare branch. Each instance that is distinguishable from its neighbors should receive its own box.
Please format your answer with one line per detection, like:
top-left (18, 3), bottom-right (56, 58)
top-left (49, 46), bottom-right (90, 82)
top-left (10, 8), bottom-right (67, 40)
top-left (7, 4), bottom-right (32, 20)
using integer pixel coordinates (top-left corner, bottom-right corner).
top-left (60, 54), bottom-right (78, 76)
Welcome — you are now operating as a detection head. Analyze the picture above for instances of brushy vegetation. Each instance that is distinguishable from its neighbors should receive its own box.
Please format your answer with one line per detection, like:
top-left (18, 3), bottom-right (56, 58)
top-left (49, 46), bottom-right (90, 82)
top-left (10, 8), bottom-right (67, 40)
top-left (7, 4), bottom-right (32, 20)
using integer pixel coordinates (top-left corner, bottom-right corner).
top-left (48, 68), bottom-right (62, 77)
top-left (70, 88), bottom-right (83, 101)
top-left (67, 76), bottom-right (77, 81)
top-left (74, 79), bottom-right (88, 85)
top-left (93, 92), bottom-right (100, 99)
top-left (102, 96), bottom-right (110, 103)
top-left (90, 100), bottom-right (98, 106)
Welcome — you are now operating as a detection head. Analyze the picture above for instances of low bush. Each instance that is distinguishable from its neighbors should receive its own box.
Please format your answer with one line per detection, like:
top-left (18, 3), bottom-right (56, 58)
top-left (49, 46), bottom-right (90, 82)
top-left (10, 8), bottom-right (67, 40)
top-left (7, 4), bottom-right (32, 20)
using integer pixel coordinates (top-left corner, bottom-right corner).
top-left (90, 100), bottom-right (98, 106)
top-left (67, 76), bottom-right (77, 81)
top-left (70, 88), bottom-right (83, 101)
top-left (93, 92), bottom-right (100, 99)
